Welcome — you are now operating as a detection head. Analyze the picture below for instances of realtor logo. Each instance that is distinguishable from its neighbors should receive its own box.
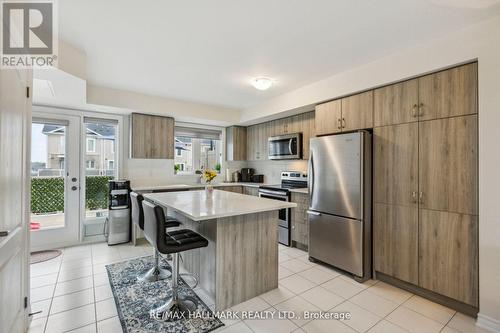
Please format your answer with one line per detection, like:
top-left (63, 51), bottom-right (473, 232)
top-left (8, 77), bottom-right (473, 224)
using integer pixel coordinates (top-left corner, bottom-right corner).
top-left (1, 0), bottom-right (58, 68)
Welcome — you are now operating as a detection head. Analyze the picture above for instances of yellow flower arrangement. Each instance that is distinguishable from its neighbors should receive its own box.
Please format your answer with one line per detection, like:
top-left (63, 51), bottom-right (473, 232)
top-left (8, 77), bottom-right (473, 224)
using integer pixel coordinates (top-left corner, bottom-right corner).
top-left (203, 170), bottom-right (217, 184)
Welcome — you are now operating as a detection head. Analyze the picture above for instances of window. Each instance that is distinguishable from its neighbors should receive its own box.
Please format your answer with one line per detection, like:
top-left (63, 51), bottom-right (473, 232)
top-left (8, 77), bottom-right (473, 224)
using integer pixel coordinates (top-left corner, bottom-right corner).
top-left (86, 138), bottom-right (96, 152)
top-left (86, 160), bottom-right (95, 169)
top-left (174, 126), bottom-right (222, 175)
top-left (108, 160), bottom-right (114, 170)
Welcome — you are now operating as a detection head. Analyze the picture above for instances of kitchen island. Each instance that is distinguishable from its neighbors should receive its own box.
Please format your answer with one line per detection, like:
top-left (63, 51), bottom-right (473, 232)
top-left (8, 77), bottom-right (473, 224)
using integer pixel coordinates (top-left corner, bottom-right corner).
top-left (143, 189), bottom-right (296, 310)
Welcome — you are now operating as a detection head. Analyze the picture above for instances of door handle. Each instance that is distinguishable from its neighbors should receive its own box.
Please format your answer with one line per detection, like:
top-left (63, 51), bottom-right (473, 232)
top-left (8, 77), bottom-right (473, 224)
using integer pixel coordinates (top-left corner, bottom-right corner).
top-left (307, 210), bottom-right (321, 216)
top-left (289, 138), bottom-right (293, 155)
top-left (411, 104), bottom-right (418, 118)
top-left (308, 152), bottom-right (314, 201)
top-left (337, 119), bottom-right (342, 130)
top-left (342, 118), bottom-right (346, 128)
top-left (71, 186), bottom-right (78, 191)
top-left (411, 191), bottom-right (417, 203)
top-left (418, 103), bottom-right (424, 116)
top-left (0, 230), bottom-right (9, 237)
top-left (419, 191), bottom-right (424, 204)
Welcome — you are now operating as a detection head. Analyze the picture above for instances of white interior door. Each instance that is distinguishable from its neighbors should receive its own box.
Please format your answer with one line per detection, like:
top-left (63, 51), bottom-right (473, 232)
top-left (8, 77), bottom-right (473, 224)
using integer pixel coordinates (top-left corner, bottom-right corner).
top-left (0, 67), bottom-right (32, 333)
top-left (30, 114), bottom-right (81, 251)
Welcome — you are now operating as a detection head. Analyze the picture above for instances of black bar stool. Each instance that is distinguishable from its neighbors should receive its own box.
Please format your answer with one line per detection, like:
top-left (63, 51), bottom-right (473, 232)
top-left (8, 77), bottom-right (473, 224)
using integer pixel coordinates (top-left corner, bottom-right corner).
top-left (130, 192), bottom-right (180, 282)
top-left (142, 201), bottom-right (208, 321)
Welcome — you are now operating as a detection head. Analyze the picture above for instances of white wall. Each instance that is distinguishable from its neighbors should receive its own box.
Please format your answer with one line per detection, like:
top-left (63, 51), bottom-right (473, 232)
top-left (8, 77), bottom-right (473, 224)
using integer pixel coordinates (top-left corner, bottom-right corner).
top-left (241, 15), bottom-right (500, 330)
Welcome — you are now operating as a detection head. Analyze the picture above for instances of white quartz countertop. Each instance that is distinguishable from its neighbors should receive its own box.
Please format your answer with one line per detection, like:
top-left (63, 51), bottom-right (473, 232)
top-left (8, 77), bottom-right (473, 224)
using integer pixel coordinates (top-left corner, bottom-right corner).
top-left (132, 182), bottom-right (265, 192)
top-left (143, 190), bottom-right (297, 221)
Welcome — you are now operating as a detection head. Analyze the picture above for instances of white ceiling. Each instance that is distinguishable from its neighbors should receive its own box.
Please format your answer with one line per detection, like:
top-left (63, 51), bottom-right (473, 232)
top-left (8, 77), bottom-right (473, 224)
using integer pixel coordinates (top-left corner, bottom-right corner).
top-left (59, 0), bottom-right (500, 109)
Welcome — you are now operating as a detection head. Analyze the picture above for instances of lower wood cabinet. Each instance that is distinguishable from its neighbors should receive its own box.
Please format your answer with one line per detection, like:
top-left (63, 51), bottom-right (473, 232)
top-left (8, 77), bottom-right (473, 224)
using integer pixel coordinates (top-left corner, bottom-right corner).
top-left (243, 186), bottom-right (259, 196)
top-left (419, 209), bottom-right (478, 307)
top-left (219, 186), bottom-right (243, 194)
top-left (291, 192), bottom-right (309, 247)
top-left (373, 203), bottom-right (418, 285)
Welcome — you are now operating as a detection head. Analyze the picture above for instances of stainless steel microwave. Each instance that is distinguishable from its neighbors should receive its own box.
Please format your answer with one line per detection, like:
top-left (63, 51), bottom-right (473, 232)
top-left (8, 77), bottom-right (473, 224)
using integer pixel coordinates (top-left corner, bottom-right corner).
top-left (268, 133), bottom-right (302, 160)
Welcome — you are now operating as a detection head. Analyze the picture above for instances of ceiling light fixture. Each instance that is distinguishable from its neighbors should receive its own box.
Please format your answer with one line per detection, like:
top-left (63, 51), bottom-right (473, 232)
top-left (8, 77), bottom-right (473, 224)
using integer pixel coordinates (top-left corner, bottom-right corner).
top-left (251, 77), bottom-right (274, 91)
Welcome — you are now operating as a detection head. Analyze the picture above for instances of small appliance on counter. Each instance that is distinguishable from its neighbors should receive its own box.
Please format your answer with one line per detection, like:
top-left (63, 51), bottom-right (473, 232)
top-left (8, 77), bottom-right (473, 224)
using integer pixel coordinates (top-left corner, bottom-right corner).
top-left (258, 171), bottom-right (308, 246)
top-left (105, 179), bottom-right (131, 245)
top-left (251, 174), bottom-right (264, 183)
top-left (225, 169), bottom-right (241, 182)
top-left (240, 168), bottom-right (255, 182)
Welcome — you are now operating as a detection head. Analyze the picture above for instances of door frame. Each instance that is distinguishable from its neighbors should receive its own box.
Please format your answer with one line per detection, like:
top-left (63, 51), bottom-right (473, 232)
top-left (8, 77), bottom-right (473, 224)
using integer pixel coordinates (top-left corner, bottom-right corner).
top-left (32, 106), bottom-right (124, 246)
top-left (30, 112), bottom-right (82, 251)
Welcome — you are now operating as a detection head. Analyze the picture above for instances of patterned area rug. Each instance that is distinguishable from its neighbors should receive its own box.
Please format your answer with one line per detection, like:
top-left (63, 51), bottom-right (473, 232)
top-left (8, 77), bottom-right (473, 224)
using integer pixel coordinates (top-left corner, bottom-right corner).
top-left (106, 256), bottom-right (224, 333)
top-left (30, 250), bottom-right (62, 264)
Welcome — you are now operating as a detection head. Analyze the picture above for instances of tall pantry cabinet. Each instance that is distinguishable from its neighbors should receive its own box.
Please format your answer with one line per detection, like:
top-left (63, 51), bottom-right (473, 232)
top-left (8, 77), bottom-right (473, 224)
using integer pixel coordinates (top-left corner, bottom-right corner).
top-left (373, 63), bottom-right (479, 310)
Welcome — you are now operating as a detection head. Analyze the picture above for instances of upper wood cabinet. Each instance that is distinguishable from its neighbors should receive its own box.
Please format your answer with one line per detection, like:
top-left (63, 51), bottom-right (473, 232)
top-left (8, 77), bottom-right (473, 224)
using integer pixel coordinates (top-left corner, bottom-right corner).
top-left (419, 210), bottom-right (478, 306)
top-left (246, 123), bottom-right (267, 161)
top-left (374, 79), bottom-right (419, 127)
top-left (418, 115), bottom-right (478, 215)
top-left (418, 63), bottom-right (478, 121)
top-left (315, 99), bottom-right (342, 136)
top-left (341, 91), bottom-right (374, 132)
top-left (130, 113), bottom-right (174, 159)
top-left (226, 126), bottom-right (247, 161)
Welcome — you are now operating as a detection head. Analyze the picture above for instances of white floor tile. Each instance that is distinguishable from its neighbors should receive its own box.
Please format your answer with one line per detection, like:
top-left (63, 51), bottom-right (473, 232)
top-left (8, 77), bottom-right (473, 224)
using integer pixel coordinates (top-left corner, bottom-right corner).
top-left (50, 288), bottom-right (94, 314)
top-left (334, 301), bottom-right (381, 333)
top-left (350, 289), bottom-right (399, 317)
top-left (93, 253), bottom-right (122, 265)
top-left (54, 276), bottom-right (93, 297)
top-left (67, 324), bottom-right (97, 333)
top-left (403, 295), bottom-right (456, 325)
top-left (298, 267), bottom-right (339, 285)
top-left (31, 273), bottom-right (58, 289)
top-left (368, 320), bottom-right (409, 333)
top-left (97, 316), bottom-right (122, 333)
top-left (279, 253), bottom-right (294, 263)
top-left (45, 303), bottom-right (96, 333)
top-left (299, 286), bottom-right (344, 311)
top-left (218, 321), bottom-right (253, 333)
top-left (280, 275), bottom-right (316, 294)
top-left (302, 318), bottom-right (356, 333)
top-left (30, 299), bottom-right (51, 319)
top-left (260, 285), bottom-right (296, 306)
top-left (93, 272), bottom-right (110, 287)
top-left (281, 259), bottom-right (313, 273)
top-left (441, 327), bottom-right (461, 333)
top-left (387, 307), bottom-right (444, 333)
top-left (367, 282), bottom-right (413, 304)
top-left (279, 266), bottom-right (295, 280)
top-left (96, 298), bottom-right (118, 321)
top-left (447, 313), bottom-right (490, 333)
top-left (94, 284), bottom-right (113, 302)
top-left (31, 262), bottom-right (60, 277)
top-left (62, 251), bottom-right (92, 262)
top-left (282, 247), bottom-right (307, 258)
top-left (244, 311), bottom-right (299, 333)
top-left (274, 296), bottom-right (321, 326)
top-left (57, 266), bottom-right (93, 282)
top-left (232, 296), bottom-right (270, 313)
top-left (60, 258), bottom-right (93, 271)
top-left (321, 277), bottom-right (364, 299)
top-left (31, 284), bottom-right (55, 303)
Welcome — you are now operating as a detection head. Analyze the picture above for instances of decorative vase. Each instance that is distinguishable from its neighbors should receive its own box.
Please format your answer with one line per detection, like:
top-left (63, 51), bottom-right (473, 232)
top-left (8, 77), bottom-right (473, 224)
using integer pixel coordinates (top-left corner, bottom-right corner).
top-left (205, 184), bottom-right (214, 196)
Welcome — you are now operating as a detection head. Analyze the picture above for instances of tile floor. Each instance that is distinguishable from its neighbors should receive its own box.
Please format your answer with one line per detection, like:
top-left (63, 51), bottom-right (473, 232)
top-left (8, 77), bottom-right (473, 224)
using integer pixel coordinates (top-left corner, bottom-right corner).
top-left (28, 242), bottom-right (485, 333)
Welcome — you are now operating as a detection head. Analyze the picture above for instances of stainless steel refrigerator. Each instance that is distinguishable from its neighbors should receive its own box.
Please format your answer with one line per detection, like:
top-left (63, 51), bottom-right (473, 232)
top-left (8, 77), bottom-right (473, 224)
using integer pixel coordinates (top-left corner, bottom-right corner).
top-left (307, 131), bottom-right (372, 281)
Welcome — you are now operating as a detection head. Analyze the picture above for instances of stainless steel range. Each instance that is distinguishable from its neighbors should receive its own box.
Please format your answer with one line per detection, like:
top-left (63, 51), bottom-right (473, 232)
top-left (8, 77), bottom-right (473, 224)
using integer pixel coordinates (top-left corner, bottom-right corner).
top-left (259, 171), bottom-right (308, 246)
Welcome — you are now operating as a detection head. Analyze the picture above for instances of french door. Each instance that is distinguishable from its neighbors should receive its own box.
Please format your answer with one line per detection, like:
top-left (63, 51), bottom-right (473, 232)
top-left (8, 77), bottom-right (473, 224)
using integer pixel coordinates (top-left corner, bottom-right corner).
top-left (30, 114), bottom-right (81, 251)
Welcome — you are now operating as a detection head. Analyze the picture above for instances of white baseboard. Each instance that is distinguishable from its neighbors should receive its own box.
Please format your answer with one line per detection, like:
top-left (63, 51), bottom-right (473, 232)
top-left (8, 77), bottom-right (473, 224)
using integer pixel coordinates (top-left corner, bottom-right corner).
top-left (477, 313), bottom-right (500, 333)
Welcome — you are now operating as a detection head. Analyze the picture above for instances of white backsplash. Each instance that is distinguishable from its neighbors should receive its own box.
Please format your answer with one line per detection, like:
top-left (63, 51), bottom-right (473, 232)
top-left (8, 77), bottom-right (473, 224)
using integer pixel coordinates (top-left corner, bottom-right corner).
top-left (244, 160), bottom-right (308, 184)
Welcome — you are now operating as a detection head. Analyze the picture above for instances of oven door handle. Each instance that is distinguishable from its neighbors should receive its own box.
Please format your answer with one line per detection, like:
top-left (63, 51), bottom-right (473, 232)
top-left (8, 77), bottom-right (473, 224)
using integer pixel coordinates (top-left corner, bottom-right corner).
top-left (258, 189), bottom-right (289, 199)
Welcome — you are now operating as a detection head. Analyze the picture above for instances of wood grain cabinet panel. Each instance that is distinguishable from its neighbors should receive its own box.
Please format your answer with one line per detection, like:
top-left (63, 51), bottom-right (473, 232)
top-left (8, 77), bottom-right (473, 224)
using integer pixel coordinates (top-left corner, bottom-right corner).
top-left (226, 126), bottom-right (247, 161)
top-left (419, 209), bottom-right (478, 306)
top-left (341, 90), bottom-right (374, 131)
top-left (373, 123), bottom-right (418, 207)
top-left (419, 115), bottom-right (478, 215)
top-left (374, 79), bottom-right (419, 127)
top-left (315, 100), bottom-right (342, 136)
top-left (130, 113), bottom-right (174, 159)
top-left (374, 203), bottom-right (418, 285)
top-left (300, 111), bottom-right (315, 160)
top-left (418, 63), bottom-right (478, 121)
top-left (243, 186), bottom-right (259, 196)
top-left (291, 192), bottom-right (310, 247)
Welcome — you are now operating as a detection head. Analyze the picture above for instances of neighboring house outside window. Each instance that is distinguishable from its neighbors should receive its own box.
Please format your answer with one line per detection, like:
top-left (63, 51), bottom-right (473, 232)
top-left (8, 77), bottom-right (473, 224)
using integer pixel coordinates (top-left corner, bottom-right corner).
top-left (107, 160), bottom-right (114, 170)
top-left (87, 138), bottom-right (96, 153)
top-left (86, 160), bottom-right (95, 169)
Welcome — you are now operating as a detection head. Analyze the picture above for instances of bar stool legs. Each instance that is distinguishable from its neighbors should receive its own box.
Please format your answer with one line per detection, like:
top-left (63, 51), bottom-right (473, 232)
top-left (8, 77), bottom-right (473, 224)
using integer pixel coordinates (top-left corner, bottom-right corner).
top-left (137, 249), bottom-right (171, 282)
top-left (150, 252), bottom-right (198, 321)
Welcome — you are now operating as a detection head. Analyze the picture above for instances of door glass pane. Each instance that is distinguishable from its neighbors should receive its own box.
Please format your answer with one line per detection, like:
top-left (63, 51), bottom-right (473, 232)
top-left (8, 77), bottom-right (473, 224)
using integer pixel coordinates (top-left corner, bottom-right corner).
top-left (84, 121), bottom-right (117, 220)
top-left (30, 122), bottom-right (66, 230)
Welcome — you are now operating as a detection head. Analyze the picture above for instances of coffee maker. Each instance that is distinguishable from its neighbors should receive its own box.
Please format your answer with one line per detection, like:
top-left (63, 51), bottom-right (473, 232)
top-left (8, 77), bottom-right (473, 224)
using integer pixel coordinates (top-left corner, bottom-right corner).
top-left (240, 168), bottom-right (255, 182)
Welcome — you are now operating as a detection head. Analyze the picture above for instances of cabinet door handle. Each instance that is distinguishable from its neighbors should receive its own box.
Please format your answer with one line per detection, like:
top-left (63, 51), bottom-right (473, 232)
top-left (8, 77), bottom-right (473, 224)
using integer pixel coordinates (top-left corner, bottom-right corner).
top-left (342, 118), bottom-right (346, 128)
top-left (412, 104), bottom-right (418, 118)
top-left (337, 119), bottom-right (342, 130)
top-left (418, 103), bottom-right (424, 116)
top-left (419, 191), bottom-right (424, 204)
top-left (411, 191), bottom-right (417, 203)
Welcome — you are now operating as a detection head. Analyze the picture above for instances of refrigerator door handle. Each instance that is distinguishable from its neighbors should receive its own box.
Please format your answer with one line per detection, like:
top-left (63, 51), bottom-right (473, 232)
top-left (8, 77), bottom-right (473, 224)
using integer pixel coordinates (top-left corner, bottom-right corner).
top-left (308, 152), bottom-right (314, 201)
top-left (307, 210), bottom-right (321, 216)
